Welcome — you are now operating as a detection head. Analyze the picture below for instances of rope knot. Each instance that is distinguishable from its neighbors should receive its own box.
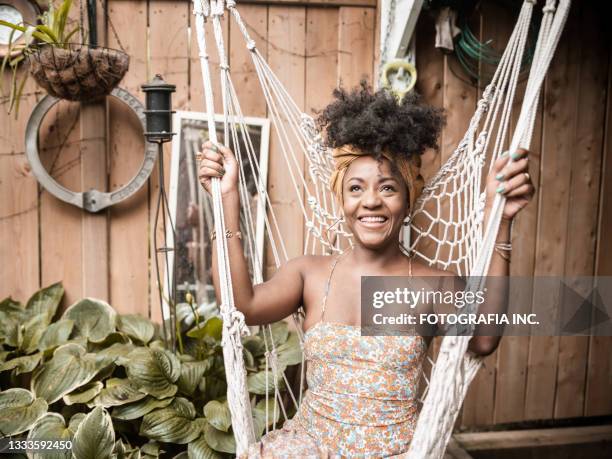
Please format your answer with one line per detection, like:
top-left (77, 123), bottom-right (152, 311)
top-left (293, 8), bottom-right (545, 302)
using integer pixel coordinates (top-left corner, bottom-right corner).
top-left (226, 0), bottom-right (236, 7)
top-left (211, 0), bottom-right (224, 16)
top-left (266, 349), bottom-right (281, 378)
top-left (542, 5), bottom-right (556, 13)
top-left (219, 64), bottom-right (230, 71)
top-left (247, 40), bottom-right (257, 51)
top-left (220, 308), bottom-right (250, 343)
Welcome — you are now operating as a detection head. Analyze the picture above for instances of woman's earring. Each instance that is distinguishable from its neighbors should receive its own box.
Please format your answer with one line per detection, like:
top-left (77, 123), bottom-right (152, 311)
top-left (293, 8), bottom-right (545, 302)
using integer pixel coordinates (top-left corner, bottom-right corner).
top-left (402, 215), bottom-right (413, 253)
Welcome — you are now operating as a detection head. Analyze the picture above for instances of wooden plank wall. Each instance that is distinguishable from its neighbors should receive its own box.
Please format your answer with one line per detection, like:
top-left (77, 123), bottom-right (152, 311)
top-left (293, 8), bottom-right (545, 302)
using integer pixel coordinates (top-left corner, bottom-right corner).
top-left (0, 0), bottom-right (610, 427)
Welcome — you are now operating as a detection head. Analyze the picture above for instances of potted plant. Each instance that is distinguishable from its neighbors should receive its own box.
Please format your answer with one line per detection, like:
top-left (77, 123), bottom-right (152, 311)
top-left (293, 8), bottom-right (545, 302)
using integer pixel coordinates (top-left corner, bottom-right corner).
top-left (0, 0), bottom-right (129, 114)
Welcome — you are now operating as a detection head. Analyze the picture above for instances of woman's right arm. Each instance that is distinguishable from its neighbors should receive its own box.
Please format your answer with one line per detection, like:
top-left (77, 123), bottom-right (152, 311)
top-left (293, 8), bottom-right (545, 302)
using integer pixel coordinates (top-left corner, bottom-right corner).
top-left (198, 141), bottom-right (305, 325)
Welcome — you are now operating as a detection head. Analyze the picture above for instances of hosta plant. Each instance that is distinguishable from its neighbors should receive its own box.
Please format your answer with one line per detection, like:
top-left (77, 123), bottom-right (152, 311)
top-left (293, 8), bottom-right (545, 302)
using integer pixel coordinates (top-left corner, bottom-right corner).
top-left (0, 283), bottom-right (302, 458)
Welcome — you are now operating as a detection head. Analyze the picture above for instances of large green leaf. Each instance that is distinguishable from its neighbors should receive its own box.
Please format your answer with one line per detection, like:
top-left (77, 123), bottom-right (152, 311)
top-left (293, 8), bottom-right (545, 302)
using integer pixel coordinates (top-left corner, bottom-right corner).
top-left (91, 378), bottom-right (147, 407)
top-left (111, 396), bottom-right (173, 421)
top-left (254, 398), bottom-right (280, 428)
top-left (0, 296), bottom-right (23, 311)
top-left (203, 375), bottom-right (226, 401)
top-left (246, 366), bottom-right (286, 395)
top-left (188, 435), bottom-right (222, 459)
top-left (113, 438), bottom-right (142, 459)
top-left (20, 313), bottom-right (49, 354)
top-left (26, 412), bottom-right (75, 459)
top-left (140, 441), bottom-right (161, 457)
top-left (26, 282), bottom-right (64, 323)
top-left (37, 319), bottom-right (74, 352)
top-left (251, 411), bottom-right (266, 440)
top-left (126, 348), bottom-right (181, 399)
top-left (0, 388), bottom-right (48, 436)
top-left (118, 314), bottom-right (155, 344)
top-left (63, 381), bottom-right (104, 405)
top-left (112, 438), bottom-right (127, 458)
top-left (178, 360), bottom-right (211, 395)
top-left (89, 331), bottom-right (131, 350)
top-left (275, 332), bottom-right (303, 367)
top-left (140, 398), bottom-right (201, 444)
top-left (95, 342), bottom-right (134, 365)
top-left (62, 298), bottom-right (117, 343)
top-left (31, 343), bottom-right (99, 403)
top-left (72, 406), bottom-right (115, 459)
top-left (3, 321), bottom-right (22, 348)
top-left (268, 322), bottom-right (289, 347)
top-left (203, 400), bottom-right (231, 433)
top-left (203, 423), bottom-right (236, 454)
top-left (0, 351), bottom-right (42, 374)
top-left (187, 317), bottom-right (222, 341)
top-left (68, 412), bottom-right (86, 431)
top-left (242, 335), bottom-right (266, 358)
top-left (243, 348), bottom-right (256, 371)
top-left (0, 297), bottom-right (27, 346)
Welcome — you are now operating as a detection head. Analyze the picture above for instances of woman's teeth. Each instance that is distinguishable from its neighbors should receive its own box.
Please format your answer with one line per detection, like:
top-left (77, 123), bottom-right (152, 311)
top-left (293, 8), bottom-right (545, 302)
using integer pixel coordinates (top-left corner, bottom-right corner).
top-left (359, 216), bottom-right (387, 224)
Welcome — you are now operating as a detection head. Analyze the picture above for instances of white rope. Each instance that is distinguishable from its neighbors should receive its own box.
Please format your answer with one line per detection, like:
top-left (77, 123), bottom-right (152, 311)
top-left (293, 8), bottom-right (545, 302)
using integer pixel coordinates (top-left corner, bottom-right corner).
top-left (192, 0), bottom-right (255, 454)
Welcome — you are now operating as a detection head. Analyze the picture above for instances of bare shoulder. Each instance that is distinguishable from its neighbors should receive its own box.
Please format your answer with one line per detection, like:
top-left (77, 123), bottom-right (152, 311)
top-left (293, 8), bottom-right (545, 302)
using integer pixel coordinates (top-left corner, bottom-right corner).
top-left (280, 254), bottom-right (334, 278)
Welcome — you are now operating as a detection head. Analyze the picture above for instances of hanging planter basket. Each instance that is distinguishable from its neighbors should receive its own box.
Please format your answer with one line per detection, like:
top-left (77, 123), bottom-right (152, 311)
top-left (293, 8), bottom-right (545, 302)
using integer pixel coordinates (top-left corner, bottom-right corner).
top-left (27, 43), bottom-right (129, 102)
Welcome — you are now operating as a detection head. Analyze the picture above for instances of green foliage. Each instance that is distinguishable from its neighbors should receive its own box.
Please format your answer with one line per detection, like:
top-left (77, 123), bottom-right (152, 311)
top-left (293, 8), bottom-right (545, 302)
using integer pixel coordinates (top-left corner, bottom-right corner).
top-left (0, 0), bottom-right (80, 114)
top-left (0, 283), bottom-right (302, 457)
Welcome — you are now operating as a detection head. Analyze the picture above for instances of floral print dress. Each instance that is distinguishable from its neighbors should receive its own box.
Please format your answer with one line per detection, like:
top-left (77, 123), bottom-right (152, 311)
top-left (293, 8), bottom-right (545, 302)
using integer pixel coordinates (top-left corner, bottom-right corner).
top-left (247, 256), bottom-right (427, 458)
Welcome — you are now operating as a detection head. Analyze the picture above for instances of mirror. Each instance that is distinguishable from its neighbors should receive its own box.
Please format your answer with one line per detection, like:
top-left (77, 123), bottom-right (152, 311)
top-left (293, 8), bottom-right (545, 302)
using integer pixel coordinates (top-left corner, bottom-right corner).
top-left (167, 111), bottom-right (270, 313)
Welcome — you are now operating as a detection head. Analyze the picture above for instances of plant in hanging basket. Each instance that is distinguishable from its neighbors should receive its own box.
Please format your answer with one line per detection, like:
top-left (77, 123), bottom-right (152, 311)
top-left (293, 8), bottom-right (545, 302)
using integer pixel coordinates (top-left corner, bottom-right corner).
top-left (28, 43), bottom-right (129, 102)
top-left (0, 0), bottom-right (129, 114)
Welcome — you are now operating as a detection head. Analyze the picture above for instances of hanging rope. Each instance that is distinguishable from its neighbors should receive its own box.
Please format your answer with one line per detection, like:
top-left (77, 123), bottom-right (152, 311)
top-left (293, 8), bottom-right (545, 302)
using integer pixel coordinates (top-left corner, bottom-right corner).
top-left (192, 0), bottom-right (255, 453)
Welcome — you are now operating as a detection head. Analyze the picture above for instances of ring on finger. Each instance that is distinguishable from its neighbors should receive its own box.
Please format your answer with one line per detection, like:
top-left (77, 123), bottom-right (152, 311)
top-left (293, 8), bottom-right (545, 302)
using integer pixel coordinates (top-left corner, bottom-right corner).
top-left (524, 172), bottom-right (530, 181)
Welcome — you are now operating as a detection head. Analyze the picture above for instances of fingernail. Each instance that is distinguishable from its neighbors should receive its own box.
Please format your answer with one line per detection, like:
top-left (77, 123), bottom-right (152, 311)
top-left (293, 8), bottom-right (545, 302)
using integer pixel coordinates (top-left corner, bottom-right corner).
top-left (501, 151), bottom-right (509, 158)
top-left (496, 185), bottom-right (505, 194)
top-left (511, 151), bottom-right (521, 160)
top-left (496, 173), bottom-right (505, 180)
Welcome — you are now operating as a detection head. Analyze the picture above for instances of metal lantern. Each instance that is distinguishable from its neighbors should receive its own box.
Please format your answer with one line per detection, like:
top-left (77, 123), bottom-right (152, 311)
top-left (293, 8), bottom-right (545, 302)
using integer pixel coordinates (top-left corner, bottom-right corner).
top-left (142, 74), bottom-right (178, 350)
top-left (142, 74), bottom-right (176, 143)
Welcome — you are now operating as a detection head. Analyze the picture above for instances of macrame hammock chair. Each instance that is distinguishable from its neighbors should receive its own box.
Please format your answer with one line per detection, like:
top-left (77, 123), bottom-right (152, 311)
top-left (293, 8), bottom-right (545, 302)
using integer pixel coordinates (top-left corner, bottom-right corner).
top-left (184, 0), bottom-right (570, 456)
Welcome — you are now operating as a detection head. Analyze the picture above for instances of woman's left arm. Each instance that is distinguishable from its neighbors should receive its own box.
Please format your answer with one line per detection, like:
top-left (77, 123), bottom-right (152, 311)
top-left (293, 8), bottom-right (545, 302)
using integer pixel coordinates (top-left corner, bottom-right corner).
top-left (468, 148), bottom-right (535, 355)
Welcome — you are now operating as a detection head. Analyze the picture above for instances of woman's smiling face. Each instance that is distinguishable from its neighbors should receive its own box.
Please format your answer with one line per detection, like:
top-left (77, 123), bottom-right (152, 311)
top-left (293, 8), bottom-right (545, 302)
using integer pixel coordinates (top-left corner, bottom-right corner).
top-left (342, 156), bottom-right (409, 250)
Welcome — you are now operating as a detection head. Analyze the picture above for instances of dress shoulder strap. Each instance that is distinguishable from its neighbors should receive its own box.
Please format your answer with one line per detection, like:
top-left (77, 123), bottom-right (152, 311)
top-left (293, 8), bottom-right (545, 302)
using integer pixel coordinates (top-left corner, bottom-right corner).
top-left (320, 249), bottom-right (412, 322)
top-left (320, 253), bottom-right (343, 322)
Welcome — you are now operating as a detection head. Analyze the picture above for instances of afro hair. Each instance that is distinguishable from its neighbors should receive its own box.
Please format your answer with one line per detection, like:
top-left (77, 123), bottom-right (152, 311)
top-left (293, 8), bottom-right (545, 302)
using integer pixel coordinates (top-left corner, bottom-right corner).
top-left (316, 80), bottom-right (445, 162)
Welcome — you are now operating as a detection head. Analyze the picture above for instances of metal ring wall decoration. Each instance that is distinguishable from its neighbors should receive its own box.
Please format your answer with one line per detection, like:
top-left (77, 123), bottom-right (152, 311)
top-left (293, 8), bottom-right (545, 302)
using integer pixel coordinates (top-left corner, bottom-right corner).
top-left (25, 87), bottom-right (158, 213)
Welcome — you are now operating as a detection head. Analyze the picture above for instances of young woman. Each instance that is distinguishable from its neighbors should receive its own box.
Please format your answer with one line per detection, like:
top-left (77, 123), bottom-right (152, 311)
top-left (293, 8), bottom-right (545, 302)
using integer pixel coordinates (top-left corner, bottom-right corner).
top-left (197, 83), bottom-right (534, 458)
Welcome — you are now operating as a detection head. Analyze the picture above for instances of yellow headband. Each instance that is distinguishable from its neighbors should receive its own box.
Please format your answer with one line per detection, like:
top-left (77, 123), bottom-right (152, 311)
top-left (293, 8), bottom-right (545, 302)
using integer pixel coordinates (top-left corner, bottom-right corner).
top-left (329, 145), bottom-right (423, 210)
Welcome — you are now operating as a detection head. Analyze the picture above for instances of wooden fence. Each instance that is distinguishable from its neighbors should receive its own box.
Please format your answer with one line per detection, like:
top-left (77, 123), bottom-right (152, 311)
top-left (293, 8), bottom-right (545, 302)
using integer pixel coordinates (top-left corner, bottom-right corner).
top-left (1, 0), bottom-right (610, 428)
